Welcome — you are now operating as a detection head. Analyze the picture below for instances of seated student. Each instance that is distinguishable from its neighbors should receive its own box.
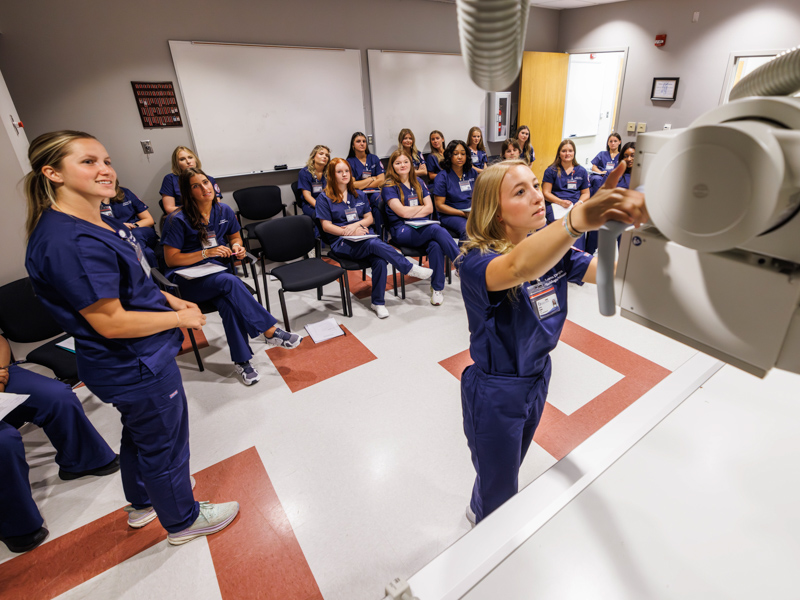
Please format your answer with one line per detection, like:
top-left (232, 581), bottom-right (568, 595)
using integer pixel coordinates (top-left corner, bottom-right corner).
top-left (159, 146), bottom-right (222, 214)
top-left (347, 132), bottom-right (386, 233)
top-left (297, 145), bottom-right (330, 218)
top-left (467, 126), bottom-right (488, 172)
top-left (0, 337), bottom-right (119, 553)
top-left (542, 140), bottom-right (590, 245)
top-left (591, 132), bottom-right (622, 177)
top-left (515, 125), bottom-right (535, 165)
top-left (501, 138), bottom-right (522, 161)
top-left (100, 181), bottom-right (158, 267)
top-left (317, 158), bottom-right (433, 319)
top-left (425, 130), bottom-right (446, 184)
top-left (584, 142), bottom-right (637, 256)
top-left (382, 150), bottom-right (460, 306)
top-left (398, 128), bottom-right (428, 179)
top-left (432, 140), bottom-right (478, 243)
top-left (162, 168), bottom-right (301, 385)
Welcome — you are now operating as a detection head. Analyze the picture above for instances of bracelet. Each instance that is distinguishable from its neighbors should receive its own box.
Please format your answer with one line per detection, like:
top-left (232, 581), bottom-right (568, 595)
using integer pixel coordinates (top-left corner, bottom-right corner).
top-left (175, 312), bottom-right (181, 328)
top-left (562, 206), bottom-right (583, 239)
top-left (201, 248), bottom-right (207, 259)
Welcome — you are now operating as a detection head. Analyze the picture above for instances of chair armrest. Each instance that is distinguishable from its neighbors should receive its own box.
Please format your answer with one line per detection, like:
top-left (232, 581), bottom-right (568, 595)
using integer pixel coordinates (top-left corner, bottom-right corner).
top-left (281, 204), bottom-right (287, 217)
top-left (151, 268), bottom-right (178, 293)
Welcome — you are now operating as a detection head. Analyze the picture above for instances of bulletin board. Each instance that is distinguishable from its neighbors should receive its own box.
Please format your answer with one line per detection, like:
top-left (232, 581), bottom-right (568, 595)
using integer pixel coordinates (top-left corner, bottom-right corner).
top-left (131, 82), bottom-right (183, 128)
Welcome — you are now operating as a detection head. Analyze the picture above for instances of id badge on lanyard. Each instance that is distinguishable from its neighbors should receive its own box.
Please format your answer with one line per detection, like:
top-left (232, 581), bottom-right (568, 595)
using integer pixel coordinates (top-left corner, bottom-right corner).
top-left (526, 280), bottom-right (560, 320)
top-left (312, 181), bottom-right (323, 195)
top-left (407, 193), bottom-right (419, 207)
top-left (471, 150), bottom-right (479, 163)
top-left (202, 229), bottom-right (219, 249)
top-left (118, 228), bottom-right (151, 278)
top-left (345, 205), bottom-right (358, 222)
top-left (100, 204), bottom-right (113, 217)
top-left (459, 178), bottom-right (472, 193)
top-left (605, 161), bottom-right (615, 170)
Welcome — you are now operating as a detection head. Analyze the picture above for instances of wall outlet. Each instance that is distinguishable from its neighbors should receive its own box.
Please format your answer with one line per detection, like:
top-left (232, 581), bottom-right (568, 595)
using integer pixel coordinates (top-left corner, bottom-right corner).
top-left (367, 135), bottom-right (373, 145)
top-left (626, 122), bottom-right (636, 133)
top-left (637, 122), bottom-right (647, 133)
top-left (140, 140), bottom-right (154, 155)
top-left (663, 123), bottom-right (672, 130)
top-left (692, 11), bottom-right (700, 22)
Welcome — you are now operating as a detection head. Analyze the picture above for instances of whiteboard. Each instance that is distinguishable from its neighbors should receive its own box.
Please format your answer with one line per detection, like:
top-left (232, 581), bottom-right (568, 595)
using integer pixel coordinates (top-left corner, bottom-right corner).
top-left (169, 41), bottom-right (366, 178)
top-left (367, 49), bottom-right (487, 157)
top-left (561, 62), bottom-right (603, 139)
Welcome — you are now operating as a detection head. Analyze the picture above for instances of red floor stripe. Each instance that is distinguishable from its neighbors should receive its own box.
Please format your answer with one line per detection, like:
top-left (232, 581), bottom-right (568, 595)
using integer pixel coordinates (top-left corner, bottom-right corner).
top-left (437, 320), bottom-right (670, 460)
top-left (0, 448), bottom-right (321, 600)
top-left (267, 325), bottom-right (377, 393)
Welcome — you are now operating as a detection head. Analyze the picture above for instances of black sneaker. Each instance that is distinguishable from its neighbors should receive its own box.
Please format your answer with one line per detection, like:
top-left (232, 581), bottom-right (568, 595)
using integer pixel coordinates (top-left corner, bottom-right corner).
top-left (59, 454), bottom-right (120, 481)
top-left (1, 527), bottom-right (49, 553)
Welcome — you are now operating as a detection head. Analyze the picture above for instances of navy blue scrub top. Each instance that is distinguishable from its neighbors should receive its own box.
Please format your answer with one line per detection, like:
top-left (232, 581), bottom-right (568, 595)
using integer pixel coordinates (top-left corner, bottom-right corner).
top-left (470, 149), bottom-right (487, 169)
top-left (425, 154), bottom-right (443, 176)
top-left (618, 172), bottom-right (631, 189)
top-left (543, 164), bottom-right (589, 205)
top-left (381, 178), bottom-right (430, 230)
top-left (159, 173), bottom-right (222, 207)
top-left (315, 191), bottom-right (373, 248)
top-left (161, 203), bottom-right (241, 278)
top-left (432, 168), bottom-right (478, 210)
top-left (100, 187), bottom-right (148, 223)
top-left (25, 209), bottom-right (182, 386)
top-left (591, 151), bottom-right (619, 173)
top-left (297, 166), bottom-right (326, 201)
top-left (522, 146), bottom-right (535, 164)
top-left (347, 155), bottom-right (385, 183)
top-left (458, 247), bottom-right (593, 377)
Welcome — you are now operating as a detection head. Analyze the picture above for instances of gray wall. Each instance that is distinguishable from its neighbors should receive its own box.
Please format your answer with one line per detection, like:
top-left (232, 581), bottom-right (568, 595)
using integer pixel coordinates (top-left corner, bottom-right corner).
top-left (558, 0), bottom-right (800, 144)
top-left (0, 0), bottom-right (559, 224)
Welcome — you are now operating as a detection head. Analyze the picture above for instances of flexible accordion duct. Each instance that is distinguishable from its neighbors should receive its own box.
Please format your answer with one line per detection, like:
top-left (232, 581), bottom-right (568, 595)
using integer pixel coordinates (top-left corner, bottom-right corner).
top-left (456, 0), bottom-right (530, 91)
top-left (729, 45), bottom-right (800, 100)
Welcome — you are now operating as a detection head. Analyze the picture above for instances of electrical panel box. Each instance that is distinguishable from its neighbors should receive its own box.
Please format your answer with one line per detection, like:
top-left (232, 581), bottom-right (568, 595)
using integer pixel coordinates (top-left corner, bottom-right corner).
top-left (487, 92), bottom-right (512, 142)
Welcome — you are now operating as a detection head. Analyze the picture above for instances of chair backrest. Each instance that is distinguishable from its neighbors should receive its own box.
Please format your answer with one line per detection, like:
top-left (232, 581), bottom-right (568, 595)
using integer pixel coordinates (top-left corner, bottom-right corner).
top-left (290, 181), bottom-right (304, 208)
top-left (232, 186), bottom-right (285, 221)
top-left (0, 277), bottom-right (64, 343)
top-left (254, 215), bottom-right (316, 263)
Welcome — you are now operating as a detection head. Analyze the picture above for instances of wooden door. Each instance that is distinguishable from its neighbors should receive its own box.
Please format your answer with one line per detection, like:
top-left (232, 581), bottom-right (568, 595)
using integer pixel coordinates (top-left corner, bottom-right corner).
top-left (518, 52), bottom-right (569, 183)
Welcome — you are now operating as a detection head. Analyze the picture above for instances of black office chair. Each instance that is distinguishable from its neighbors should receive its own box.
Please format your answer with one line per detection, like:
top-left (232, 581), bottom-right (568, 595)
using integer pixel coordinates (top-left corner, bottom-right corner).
top-left (0, 278), bottom-right (78, 384)
top-left (232, 186), bottom-right (287, 276)
top-left (290, 181), bottom-right (303, 216)
top-left (151, 252), bottom-right (262, 372)
top-left (254, 215), bottom-right (348, 331)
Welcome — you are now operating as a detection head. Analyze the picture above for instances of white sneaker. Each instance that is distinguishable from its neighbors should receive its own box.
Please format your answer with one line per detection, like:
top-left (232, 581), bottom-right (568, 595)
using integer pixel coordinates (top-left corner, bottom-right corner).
top-left (124, 476), bottom-right (196, 528)
top-left (371, 304), bottom-right (389, 319)
top-left (408, 264), bottom-right (433, 280)
top-left (431, 288), bottom-right (444, 306)
top-left (167, 501), bottom-right (240, 546)
top-left (466, 504), bottom-right (477, 527)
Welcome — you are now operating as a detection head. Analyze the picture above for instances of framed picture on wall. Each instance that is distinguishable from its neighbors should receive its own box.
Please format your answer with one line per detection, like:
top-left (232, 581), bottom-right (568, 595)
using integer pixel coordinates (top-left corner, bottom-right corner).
top-left (651, 77), bottom-right (679, 101)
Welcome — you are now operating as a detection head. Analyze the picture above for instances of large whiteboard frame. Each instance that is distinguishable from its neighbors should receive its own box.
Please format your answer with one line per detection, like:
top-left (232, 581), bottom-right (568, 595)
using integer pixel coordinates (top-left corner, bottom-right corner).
top-left (169, 41), bottom-right (366, 178)
top-left (367, 49), bottom-right (487, 157)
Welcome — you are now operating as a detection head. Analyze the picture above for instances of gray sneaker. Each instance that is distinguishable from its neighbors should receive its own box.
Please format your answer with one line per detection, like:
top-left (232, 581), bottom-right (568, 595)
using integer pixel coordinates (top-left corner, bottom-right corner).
top-left (235, 361), bottom-right (261, 385)
top-left (167, 501), bottom-right (240, 546)
top-left (264, 328), bottom-right (302, 349)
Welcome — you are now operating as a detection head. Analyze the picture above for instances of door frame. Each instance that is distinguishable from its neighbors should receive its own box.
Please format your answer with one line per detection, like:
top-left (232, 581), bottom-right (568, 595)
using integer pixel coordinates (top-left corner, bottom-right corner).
top-left (718, 49), bottom-right (782, 105)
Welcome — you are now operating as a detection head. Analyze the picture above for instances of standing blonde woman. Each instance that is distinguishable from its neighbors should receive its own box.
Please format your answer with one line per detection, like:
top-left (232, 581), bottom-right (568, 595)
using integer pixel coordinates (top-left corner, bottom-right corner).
top-left (457, 160), bottom-right (645, 524)
top-left (24, 131), bottom-right (239, 545)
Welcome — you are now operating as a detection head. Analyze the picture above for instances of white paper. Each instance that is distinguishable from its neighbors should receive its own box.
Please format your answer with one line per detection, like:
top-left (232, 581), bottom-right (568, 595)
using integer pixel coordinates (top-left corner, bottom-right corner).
top-left (56, 337), bottom-right (76, 353)
top-left (0, 393), bottom-right (30, 420)
top-left (342, 234), bottom-right (378, 242)
top-left (304, 317), bottom-right (345, 344)
top-left (552, 204), bottom-right (569, 221)
top-left (407, 219), bottom-right (440, 228)
top-left (175, 264), bottom-right (228, 279)
top-left (461, 207), bottom-right (472, 213)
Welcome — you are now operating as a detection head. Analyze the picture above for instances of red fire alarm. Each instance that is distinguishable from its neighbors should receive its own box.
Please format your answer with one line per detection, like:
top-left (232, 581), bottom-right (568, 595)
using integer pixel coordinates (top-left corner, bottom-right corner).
top-left (655, 34), bottom-right (667, 48)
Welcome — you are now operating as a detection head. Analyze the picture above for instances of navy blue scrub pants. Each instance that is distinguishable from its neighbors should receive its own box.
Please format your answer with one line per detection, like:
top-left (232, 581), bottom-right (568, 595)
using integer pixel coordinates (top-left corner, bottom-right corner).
top-left (332, 237), bottom-right (413, 305)
top-left (131, 226), bottom-right (158, 268)
top-left (439, 214), bottom-right (468, 243)
top-left (89, 361), bottom-right (199, 533)
top-left (1, 366), bottom-right (117, 538)
top-left (389, 224), bottom-right (460, 291)
top-left (461, 358), bottom-right (551, 523)
top-left (176, 270), bottom-right (278, 364)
